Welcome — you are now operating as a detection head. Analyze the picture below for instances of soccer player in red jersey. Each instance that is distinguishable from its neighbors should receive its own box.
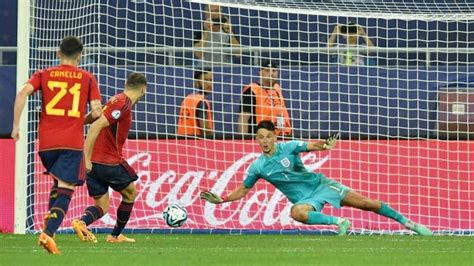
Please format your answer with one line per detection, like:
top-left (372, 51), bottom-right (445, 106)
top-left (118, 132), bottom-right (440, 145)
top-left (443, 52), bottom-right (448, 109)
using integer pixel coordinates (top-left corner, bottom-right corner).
top-left (11, 36), bottom-right (102, 255)
top-left (72, 73), bottom-right (147, 243)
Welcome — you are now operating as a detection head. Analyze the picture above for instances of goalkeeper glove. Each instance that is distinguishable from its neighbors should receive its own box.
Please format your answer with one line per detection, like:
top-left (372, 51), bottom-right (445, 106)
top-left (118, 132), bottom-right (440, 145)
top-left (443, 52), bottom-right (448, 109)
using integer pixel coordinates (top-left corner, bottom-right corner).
top-left (323, 133), bottom-right (340, 150)
top-left (200, 191), bottom-right (227, 204)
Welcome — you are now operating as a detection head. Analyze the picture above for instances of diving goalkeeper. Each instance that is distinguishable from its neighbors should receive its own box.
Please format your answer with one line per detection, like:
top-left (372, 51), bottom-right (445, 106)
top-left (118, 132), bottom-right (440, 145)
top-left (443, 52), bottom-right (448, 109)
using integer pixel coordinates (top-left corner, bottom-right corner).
top-left (201, 120), bottom-right (432, 235)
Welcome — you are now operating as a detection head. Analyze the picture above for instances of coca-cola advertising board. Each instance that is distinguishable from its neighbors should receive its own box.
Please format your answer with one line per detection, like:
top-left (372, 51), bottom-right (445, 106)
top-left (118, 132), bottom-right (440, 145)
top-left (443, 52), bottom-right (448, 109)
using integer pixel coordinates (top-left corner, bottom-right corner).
top-left (32, 139), bottom-right (473, 232)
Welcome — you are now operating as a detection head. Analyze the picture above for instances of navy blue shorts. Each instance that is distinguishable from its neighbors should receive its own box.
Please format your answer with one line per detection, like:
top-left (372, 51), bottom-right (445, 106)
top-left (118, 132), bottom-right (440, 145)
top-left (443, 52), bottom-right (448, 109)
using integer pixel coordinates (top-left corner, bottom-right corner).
top-left (39, 150), bottom-right (86, 186)
top-left (87, 160), bottom-right (138, 197)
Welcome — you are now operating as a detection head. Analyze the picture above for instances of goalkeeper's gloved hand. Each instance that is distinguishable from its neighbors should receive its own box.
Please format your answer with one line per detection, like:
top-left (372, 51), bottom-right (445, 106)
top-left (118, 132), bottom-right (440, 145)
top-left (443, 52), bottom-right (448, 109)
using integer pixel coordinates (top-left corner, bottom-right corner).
top-left (200, 191), bottom-right (227, 204)
top-left (323, 133), bottom-right (340, 150)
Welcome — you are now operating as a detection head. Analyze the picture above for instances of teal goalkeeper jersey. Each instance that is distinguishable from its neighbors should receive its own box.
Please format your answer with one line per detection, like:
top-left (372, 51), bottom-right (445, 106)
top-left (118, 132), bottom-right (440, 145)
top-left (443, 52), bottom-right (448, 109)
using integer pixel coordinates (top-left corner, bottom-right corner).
top-left (243, 141), bottom-right (324, 203)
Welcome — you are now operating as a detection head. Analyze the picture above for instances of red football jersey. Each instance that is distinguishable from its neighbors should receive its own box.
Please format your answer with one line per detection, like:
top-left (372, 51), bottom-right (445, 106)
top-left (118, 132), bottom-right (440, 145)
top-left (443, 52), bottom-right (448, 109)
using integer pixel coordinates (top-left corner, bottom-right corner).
top-left (28, 64), bottom-right (101, 151)
top-left (91, 93), bottom-right (133, 165)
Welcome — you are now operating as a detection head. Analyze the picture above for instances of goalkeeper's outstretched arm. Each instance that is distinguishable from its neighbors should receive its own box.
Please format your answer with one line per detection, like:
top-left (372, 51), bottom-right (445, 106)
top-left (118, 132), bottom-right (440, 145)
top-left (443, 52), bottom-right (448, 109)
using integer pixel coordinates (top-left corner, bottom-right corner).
top-left (306, 133), bottom-right (340, 151)
top-left (200, 184), bottom-right (251, 204)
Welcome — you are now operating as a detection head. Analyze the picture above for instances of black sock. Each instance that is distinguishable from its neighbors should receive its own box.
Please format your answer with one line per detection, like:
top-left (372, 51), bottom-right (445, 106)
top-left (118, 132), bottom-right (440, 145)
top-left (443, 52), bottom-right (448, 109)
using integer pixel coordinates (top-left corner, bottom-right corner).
top-left (80, 205), bottom-right (105, 226)
top-left (111, 201), bottom-right (134, 237)
top-left (44, 188), bottom-right (73, 237)
top-left (48, 181), bottom-right (59, 210)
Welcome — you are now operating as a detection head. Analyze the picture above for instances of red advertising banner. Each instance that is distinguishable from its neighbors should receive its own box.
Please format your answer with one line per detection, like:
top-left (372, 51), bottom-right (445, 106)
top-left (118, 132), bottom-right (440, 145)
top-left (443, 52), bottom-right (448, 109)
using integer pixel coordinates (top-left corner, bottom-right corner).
top-left (31, 139), bottom-right (473, 232)
top-left (0, 139), bottom-right (15, 233)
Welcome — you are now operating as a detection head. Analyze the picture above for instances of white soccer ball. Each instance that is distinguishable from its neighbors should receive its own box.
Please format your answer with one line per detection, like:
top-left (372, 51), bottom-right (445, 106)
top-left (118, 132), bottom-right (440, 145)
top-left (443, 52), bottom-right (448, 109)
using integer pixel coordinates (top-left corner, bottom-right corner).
top-left (163, 203), bottom-right (188, 228)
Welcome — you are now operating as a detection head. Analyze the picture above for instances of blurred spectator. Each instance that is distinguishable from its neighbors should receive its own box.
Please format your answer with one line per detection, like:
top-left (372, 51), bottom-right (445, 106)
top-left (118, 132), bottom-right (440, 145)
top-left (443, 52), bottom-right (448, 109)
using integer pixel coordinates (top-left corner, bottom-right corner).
top-left (194, 4), bottom-right (240, 66)
top-left (238, 60), bottom-right (292, 137)
top-left (177, 69), bottom-right (214, 137)
top-left (327, 22), bottom-right (374, 65)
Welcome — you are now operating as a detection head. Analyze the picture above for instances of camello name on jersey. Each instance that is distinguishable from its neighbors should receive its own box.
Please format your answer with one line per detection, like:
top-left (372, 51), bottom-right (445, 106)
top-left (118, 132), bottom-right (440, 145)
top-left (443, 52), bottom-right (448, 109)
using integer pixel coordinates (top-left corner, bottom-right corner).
top-left (50, 70), bottom-right (83, 79)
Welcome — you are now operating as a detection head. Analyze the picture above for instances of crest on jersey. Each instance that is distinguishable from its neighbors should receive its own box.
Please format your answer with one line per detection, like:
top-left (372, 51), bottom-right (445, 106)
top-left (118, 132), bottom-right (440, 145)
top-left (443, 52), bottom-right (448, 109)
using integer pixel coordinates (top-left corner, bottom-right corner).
top-left (280, 157), bottom-right (290, 168)
top-left (111, 110), bottom-right (121, 119)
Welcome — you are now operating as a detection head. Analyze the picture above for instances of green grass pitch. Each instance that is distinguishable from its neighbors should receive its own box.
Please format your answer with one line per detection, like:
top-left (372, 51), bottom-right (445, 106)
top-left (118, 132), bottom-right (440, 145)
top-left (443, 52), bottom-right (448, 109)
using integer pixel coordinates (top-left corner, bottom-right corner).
top-left (0, 234), bottom-right (473, 266)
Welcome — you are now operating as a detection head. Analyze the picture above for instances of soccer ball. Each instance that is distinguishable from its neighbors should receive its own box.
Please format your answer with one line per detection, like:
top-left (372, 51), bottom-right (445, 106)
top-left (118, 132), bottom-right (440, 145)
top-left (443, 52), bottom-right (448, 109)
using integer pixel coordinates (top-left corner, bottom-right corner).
top-left (163, 203), bottom-right (188, 228)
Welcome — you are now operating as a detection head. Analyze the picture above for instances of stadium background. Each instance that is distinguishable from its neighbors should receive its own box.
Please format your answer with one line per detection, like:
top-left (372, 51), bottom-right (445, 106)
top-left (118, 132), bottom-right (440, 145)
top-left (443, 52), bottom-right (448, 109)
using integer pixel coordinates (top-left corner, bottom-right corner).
top-left (0, 0), bottom-right (473, 233)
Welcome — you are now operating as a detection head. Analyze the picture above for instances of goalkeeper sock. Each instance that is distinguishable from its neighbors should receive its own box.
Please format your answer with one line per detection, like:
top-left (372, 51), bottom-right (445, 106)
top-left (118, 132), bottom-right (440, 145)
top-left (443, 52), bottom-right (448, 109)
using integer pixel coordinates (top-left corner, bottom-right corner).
top-left (44, 188), bottom-right (74, 237)
top-left (48, 181), bottom-right (59, 209)
top-left (81, 205), bottom-right (105, 226)
top-left (306, 211), bottom-right (339, 225)
top-left (376, 202), bottom-right (408, 225)
top-left (111, 201), bottom-right (134, 237)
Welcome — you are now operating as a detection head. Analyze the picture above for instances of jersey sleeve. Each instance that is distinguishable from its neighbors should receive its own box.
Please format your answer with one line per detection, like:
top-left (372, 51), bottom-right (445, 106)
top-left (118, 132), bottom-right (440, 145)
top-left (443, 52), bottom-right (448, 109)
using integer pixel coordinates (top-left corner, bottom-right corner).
top-left (87, 74), bottom-right (101, 101)
top-left (283, 140), bottom-right (308, 154)
top-left (103, 98), bottom-right (128, 125)
top-left (27, 70), bottom-right (44, 92)
top-left (243, 163), bottom-right (260, 189)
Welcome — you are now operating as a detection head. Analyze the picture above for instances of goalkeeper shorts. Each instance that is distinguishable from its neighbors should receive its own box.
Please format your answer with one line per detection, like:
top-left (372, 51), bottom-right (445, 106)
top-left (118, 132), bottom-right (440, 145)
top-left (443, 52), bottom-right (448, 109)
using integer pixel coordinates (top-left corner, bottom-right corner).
top-left (295, 175), bottom-right (350, 212)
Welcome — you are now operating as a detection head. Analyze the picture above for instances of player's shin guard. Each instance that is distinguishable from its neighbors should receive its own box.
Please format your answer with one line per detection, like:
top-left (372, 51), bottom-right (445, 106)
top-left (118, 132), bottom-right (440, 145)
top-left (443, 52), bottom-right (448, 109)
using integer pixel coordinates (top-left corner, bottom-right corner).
top-left (80, 205), bottom-right (105, 226)
top-left (306, 211), bottom-right (339, 225)
top-left (44, 188), bottom-right (74, 237)
top-left (375, 202), bottom-right (408, 225)
top-left (111, 201), bottom-right (134, 237)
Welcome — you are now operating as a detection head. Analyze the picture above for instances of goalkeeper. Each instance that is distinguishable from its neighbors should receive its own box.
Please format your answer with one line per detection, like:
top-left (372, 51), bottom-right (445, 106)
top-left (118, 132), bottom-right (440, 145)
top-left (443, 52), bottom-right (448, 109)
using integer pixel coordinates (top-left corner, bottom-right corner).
top-left (201, 120), bottom-right (433, 235)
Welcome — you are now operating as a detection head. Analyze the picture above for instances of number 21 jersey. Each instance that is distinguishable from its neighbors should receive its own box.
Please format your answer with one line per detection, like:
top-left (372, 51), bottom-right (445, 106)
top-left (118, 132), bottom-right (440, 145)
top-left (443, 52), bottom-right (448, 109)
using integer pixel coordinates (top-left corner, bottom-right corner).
top-left (28, 64), bottom-right (102, 151)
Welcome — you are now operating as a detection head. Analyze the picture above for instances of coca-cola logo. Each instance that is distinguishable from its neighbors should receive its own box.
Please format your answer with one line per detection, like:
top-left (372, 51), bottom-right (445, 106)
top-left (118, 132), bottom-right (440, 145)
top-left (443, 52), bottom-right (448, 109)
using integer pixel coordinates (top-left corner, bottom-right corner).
top-left (107, 149), bottom-right (331, 228)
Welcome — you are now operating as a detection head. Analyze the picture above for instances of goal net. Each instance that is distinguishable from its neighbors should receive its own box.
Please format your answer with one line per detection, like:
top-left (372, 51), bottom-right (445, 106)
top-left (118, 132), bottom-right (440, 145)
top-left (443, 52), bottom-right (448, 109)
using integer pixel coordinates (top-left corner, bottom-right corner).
top-left (18, 0), bottom-right (473, 235)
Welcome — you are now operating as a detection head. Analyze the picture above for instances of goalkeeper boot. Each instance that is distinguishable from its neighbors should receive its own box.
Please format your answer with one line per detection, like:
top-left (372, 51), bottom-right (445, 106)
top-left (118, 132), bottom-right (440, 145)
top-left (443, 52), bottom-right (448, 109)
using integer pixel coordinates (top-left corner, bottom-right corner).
top-left (337, 218), bottom-right (351, 236)
top-left (404, 220), bottom-right (433, 236)
top-left (72, 219), bottom-right (97, 243)
top-left (106, 234), bottom-right (136, 243)
top-left (38, 232), bottom-right (60, 255)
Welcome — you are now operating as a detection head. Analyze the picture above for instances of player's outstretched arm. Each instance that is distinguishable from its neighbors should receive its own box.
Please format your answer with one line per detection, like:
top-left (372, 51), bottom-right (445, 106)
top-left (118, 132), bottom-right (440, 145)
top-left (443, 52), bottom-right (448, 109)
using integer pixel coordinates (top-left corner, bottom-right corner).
top-left (200, 184), bottom-right (251, 204)
top-left (11, 84), bottom-right (34, 141)
top-left (306, 133), bottom-right (340, 151)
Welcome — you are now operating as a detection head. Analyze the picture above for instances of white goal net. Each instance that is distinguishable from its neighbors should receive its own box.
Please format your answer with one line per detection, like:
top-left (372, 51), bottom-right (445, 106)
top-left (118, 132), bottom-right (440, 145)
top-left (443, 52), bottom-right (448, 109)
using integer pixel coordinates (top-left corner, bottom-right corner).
top-left (18, 0), bottom-right (473, 235)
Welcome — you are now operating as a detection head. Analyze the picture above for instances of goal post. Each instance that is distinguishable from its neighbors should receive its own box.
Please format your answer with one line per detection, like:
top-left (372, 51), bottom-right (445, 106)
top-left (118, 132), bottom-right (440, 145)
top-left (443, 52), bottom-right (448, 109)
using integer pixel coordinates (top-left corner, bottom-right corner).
top-left (14, 0), bottom-right (30, 234)
top-left (16, 0), bottom-right (474, 235)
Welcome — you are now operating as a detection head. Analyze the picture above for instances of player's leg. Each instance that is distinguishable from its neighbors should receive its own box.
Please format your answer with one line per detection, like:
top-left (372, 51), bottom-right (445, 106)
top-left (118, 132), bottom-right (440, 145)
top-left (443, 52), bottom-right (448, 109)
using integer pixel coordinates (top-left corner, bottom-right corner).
top-left (106, 160), bottom-right (139, 243)
top-left (291, 204), bottom-right (338, 224)
top-left (301, 175), bottom-right (352, 235)
top-left (73, 163), bottom-right (108, 242)
top-left (290, 203), bottom-right (350, 235)
top-left (39, 154), bottom-right (59, 231)
top-left (43, 179), bottom-right (75, 237)
top-left (341, 190), bottom-right (408, 222)
top-left (39, 178), bottom-right (74, 255)
top-left (107, 182), bottom-right (137, 243)
top-left (37, 152), bottom-right (61, 254)
top-left (79, 194), bottom-right (108, 226)
top-left (39, 150), bottom-right (86, 254)
top-left (48, 179), bottom-right (59, 209)
top-left (43, 179), bottom-right (58, 231)
top-left (341, 190), bottom-right (433, 235)
top-left (72, 194), bottom-right (107, 243)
